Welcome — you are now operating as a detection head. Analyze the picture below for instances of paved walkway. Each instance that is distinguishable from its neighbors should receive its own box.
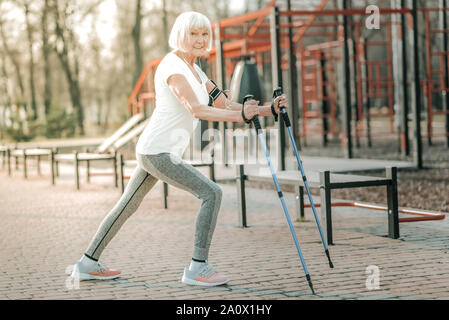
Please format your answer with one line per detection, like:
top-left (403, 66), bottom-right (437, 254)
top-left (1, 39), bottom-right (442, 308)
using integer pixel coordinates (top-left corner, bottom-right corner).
top-left (0, 161), bottom-right (448, 300)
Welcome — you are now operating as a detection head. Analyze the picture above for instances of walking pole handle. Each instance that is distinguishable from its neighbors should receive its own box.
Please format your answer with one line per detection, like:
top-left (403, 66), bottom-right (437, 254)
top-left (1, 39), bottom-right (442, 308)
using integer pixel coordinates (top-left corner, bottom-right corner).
top-left (273, 87), bottom-right (291, 127)
top-left (242, 94), bottom-right (262, 132)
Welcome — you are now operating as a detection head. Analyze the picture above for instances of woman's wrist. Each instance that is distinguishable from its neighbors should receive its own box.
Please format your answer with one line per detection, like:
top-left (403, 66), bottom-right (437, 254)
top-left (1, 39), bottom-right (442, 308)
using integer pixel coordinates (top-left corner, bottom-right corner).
top-left (235, 110), bottom-right (245, 122)
top-left (259, 105), bottom-right (272, 117)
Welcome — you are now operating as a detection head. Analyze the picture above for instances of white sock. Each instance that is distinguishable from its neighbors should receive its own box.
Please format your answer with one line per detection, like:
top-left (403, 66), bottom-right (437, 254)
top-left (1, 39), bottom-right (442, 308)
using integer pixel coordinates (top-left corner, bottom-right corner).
top-left (189, 260), bottom-right (206, 273)
top-left (79, 255), bottom-right (97, 270)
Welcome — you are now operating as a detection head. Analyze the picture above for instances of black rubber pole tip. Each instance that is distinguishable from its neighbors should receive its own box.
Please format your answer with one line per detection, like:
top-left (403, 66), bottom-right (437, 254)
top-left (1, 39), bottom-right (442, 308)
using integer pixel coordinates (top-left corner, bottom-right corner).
top-left (325, 249), bottom-right (334, 269)
top-left (306, 274), bottom-right (316, 295)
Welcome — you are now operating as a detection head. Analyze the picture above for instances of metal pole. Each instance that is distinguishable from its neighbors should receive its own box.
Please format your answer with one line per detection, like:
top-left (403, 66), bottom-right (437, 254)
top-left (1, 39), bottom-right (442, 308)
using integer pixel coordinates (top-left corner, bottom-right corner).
top-left (286, 0), bottom-right (301, 151)
top-left (274, 88), bottom-right (334, 267)
top-left (270, 6), bottom-right (286, 171)
top-left (441, 0), bottom-right (449, 147)
top-left (401, 0), bottom-right (411, 155)
top-left (214, 25), bottom-right (229, 166)
top-left (412, 0), bottom-right (423, 168)
top-left (352, 35), bottom-right (361, 149)
top-left (320, 51), bottom-right (329, 146)
top-left (340, 0), bottom-right (353, 158)
top-left (244, 95), bottom-right (315, 295)
top-left (363, 40), bottom-right (372, 147)
top-left (392, 0), bottom-right (410, 155)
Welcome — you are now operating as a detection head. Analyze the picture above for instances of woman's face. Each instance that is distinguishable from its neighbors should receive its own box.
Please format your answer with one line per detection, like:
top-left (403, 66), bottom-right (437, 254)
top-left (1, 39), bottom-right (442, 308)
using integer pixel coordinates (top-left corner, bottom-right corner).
top-left (185, 27), bottom-right (210, 57)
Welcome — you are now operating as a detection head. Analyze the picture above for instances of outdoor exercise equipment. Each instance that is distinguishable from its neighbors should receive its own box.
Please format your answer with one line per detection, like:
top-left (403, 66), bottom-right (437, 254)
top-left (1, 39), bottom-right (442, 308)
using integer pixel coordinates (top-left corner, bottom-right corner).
top-left (242, 94), bottom-right (315, 295)
top-left (229, 59), bottom-right (265, 104)
top-left (273, 87), bottom-right (334, 269)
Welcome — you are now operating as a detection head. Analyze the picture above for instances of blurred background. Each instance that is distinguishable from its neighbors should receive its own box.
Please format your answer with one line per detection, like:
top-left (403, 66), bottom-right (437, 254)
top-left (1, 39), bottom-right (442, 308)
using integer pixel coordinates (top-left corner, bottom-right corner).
top-left (0, 0), bottom-right (266, 141)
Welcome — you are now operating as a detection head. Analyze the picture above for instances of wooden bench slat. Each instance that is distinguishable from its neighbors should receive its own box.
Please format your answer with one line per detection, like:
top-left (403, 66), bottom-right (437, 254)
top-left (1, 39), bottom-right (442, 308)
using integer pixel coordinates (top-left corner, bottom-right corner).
top-left (11, 149), bottom-right (52, 156)
top-left (245, 170), bottom-right (390, 188)
top-left (55, 153), bottom-right (115, 161)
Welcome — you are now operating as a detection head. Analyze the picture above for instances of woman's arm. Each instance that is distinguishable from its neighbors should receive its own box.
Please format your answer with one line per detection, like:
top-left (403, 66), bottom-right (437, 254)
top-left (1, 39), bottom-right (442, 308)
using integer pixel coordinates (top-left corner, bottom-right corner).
top-left (204, 80), bottom-right (289, 117)
top-left (168, 74), bottom-right (259, 122)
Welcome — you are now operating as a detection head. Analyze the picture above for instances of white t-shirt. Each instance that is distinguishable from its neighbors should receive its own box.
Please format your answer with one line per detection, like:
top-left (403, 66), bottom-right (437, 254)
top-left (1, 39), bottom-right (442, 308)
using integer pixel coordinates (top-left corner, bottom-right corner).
top-left (136, 51), bottom-right (209, 158)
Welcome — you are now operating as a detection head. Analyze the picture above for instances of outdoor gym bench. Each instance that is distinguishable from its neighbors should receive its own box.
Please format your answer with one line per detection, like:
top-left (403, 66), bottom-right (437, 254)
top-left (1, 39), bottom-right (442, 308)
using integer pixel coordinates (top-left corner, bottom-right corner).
top-left (235, 165), bottom-right (399, 245)
top-left (6, 148), bottom-right (53, 179)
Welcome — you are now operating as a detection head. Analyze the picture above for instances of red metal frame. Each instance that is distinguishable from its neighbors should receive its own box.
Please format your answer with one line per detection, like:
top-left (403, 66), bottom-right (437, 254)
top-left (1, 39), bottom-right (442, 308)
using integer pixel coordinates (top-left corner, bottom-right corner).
top-left (354, 21), bottom-right (396, 142)
top-left (422, 7), bottom-right (449, 141)
top-left (303, 201), bottom-right (446, 223)
top-left (300, 40), bottom-right (341, 143)
top-left (128, 2), bottom-right (449, 148)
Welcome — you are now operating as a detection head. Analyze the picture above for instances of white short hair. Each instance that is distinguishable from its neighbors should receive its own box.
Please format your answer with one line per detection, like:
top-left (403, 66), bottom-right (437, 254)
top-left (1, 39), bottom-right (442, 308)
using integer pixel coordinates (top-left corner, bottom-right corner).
top-left (168, 11), bottom-right (213, 52)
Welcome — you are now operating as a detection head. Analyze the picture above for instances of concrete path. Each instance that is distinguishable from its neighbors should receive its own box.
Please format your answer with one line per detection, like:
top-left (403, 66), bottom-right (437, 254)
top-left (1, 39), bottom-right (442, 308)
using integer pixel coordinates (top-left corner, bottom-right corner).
top-left (0, 161), bottom-right (448, 300)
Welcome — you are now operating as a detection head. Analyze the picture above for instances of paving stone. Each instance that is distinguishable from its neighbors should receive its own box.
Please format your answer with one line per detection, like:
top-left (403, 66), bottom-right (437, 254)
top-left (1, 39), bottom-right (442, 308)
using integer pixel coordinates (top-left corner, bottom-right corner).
top-left (1, 165), bottom-right (448, 300)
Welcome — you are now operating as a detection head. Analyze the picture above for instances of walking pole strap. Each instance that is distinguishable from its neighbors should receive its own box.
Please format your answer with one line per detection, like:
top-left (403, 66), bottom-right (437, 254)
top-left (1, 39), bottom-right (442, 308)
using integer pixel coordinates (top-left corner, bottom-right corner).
top-left (273, 87), bottom-right (291, 127)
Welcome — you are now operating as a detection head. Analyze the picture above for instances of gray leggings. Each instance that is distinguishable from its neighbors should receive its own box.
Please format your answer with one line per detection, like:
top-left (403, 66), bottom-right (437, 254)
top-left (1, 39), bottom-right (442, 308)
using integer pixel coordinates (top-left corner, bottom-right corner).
top-left (84, 153), bottom-right (222, 262)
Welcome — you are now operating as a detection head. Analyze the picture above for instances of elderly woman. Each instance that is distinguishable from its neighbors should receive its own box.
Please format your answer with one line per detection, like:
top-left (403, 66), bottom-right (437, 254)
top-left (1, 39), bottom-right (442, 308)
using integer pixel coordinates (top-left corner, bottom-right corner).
top-left (71, 11), bottom-right (288, 287)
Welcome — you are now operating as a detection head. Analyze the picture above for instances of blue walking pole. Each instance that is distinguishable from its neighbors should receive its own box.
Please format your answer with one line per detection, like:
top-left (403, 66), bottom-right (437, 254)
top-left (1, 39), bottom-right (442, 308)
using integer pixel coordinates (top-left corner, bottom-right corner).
top-left (272, 87), bottom-right (334, 269)
top-left (242, 95), bottom-right (315, 295)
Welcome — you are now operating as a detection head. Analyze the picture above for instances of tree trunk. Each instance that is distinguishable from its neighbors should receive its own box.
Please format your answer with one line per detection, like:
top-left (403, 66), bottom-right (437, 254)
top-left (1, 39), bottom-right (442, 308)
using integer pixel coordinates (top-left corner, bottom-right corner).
top-left (0, 50), bottom-right (12, 140)
top-left (51, 0), bottom-right (85, 135)
top-left (162, 0), bottom-right (169, 53)
top-left (0, 19), bottom-right (27, 113)
top-left (132, 0), bottom-right (143, 89)
top-left (24, 2), bottom-right (38, 120)
top-left (42, 0), bottom-right (52, 118)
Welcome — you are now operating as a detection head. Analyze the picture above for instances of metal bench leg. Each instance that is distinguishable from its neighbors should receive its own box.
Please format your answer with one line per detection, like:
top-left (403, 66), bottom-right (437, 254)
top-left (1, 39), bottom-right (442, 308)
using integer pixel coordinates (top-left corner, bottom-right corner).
top-left (236, 164), bottom-right (247, 228)
top-left (295, 186), bottom-right (305, 220)
top-left (320, 171), bottom-right (333, 245)
top-left (386, 167), bottom-right (399, 239)
top-left (51, 150), bottom-right (55, 185)
top-left (119, 154), bottom-right (125, 194)
top-left (113, 152), bottom-right (118, 188)
top-left (7, 149), bottom-right (11, 176)
top-left (23, 152), bottom-right (27, 179)
top-left (86, 160), bottom-right (90, 183)
top-left (37, 155), bottom-right (41, 176)
top-left (162, 182), bottom-right (168, 209)
top-left (75, 152), bottom-right (80, 190)
top-left (209, 162), bottom-right (215, 182)
top-left (54, 148), bottom-right (59, 177)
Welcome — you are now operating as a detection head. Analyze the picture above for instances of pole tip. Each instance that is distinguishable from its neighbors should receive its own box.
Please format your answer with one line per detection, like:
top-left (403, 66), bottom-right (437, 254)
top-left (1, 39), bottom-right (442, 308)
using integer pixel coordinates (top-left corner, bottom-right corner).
top-left (306, 274), bottom-right (316, 295)
top-left (325, 249), bottom-right (334, 268)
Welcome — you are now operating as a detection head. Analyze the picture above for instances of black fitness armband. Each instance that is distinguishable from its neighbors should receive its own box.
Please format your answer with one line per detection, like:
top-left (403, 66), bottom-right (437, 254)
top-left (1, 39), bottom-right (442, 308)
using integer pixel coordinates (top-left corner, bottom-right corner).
top-left (208, 80), bottom-right (227, 106)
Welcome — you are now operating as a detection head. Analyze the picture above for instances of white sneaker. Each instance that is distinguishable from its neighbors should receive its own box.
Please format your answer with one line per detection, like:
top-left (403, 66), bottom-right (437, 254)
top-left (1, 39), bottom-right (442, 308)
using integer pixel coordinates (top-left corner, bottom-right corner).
top-left (181, 263), bottom-right (229, 287)
top-left (71, 261), bottom-right (121, 281)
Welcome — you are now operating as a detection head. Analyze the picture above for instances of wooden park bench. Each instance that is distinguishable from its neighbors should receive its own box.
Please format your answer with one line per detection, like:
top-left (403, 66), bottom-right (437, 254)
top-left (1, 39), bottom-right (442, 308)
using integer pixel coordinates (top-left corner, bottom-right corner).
top-left (8, 147), bottom-right (53, 179)
top-left (53, 118), bottom-right (148, 190)
top-left (235, 165), bottom-right (399, 245)
top-left (0, 145), bottom-right (8, 170)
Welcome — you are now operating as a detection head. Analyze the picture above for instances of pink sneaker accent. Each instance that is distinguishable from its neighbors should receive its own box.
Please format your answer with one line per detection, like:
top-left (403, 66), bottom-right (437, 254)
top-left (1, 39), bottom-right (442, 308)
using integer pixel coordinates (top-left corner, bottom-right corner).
top-left (194, 273), bottom-right (228, 284)
top-left (89, 269), bottom-right (121, 278)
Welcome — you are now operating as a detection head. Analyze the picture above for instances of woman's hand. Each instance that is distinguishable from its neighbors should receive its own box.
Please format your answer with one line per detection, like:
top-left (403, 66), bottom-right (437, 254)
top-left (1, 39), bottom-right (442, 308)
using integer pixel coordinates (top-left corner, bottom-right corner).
top-left (273, 94), bottom-right (288, 114)
top-left (242, 99), bottom-right (260, 122)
